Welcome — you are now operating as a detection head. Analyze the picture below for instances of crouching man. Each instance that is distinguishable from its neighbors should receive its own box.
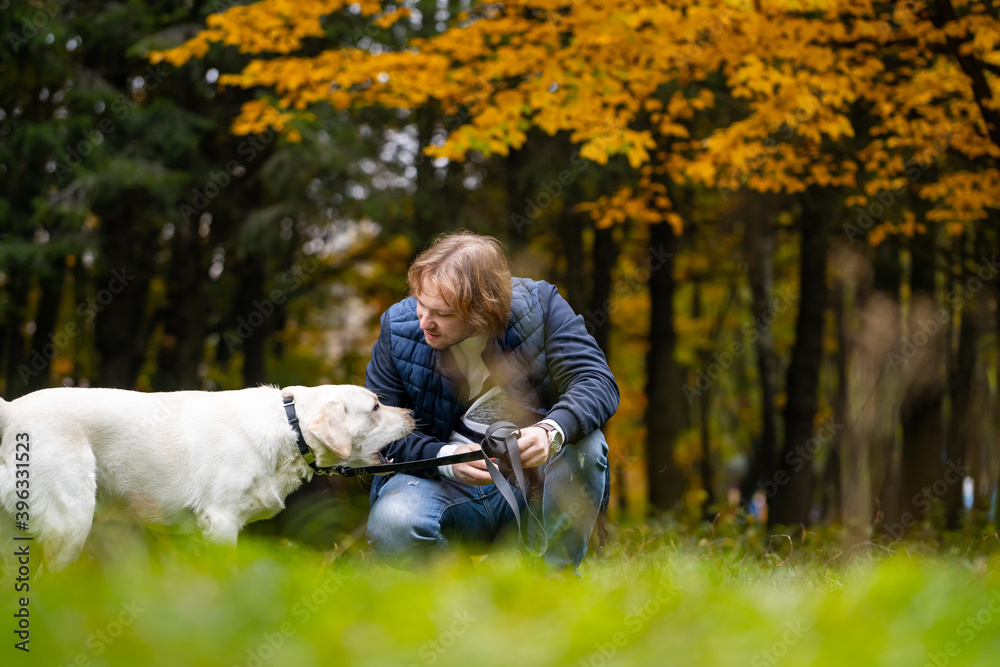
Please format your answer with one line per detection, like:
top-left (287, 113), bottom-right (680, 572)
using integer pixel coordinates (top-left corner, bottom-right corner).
top-left (365, 232), bottom-right (619, 572)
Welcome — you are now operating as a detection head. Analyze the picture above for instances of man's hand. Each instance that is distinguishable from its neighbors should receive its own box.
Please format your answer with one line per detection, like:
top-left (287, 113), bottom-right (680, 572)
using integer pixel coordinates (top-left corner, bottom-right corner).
top-left (516, 426), bottom-right (550, 468)
top-left (451, 442), bottom-right (493, 485)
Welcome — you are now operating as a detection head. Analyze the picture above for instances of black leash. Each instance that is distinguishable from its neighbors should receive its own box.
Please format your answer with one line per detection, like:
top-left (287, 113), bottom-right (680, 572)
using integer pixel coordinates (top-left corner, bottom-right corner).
top-left (296, 413), bottom-right (547, 556)
top-left (285, 395), bottom-right (506, 477)
top-left (286, 398), bottom-right (604, 552)
top-left (318, 449), bottom-right (488, 478)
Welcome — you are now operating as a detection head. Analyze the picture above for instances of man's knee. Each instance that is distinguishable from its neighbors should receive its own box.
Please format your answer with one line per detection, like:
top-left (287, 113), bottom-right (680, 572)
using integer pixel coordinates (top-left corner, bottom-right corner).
top-left (367, 487), bottom-right (442, 552)
top-left (576, 429), bottom-right (609, 460)
top-left (558, 429), bottom-right (609, 474)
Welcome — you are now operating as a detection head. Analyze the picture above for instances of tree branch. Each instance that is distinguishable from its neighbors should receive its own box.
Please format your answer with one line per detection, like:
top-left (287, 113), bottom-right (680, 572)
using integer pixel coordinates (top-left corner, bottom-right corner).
top-left (932, 0), bottom-right (1000, 151)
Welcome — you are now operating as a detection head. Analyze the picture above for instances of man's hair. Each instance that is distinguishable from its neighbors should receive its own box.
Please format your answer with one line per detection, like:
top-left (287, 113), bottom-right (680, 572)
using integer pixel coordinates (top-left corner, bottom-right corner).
top-left (407, 231), bottom-right (513, 337)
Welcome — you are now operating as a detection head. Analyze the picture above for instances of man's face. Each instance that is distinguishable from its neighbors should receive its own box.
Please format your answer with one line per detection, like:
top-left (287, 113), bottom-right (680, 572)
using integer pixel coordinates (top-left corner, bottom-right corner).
top-left (414, 279), bottom-right (478, 349)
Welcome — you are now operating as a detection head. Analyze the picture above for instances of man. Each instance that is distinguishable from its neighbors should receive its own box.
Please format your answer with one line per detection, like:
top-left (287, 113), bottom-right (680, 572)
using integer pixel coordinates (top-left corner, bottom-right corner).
top-left (365, 231), bottom-right (619, 571)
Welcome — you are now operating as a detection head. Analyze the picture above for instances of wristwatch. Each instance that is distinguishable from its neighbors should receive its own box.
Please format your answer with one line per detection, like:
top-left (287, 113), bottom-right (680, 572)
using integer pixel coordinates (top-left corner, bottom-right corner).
top-left (533, 421), bottom-right (564, 454)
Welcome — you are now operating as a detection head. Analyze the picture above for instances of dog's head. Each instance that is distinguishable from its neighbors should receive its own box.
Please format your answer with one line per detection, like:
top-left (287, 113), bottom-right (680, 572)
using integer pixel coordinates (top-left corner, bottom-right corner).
top-left (281, 385), bottom-right (414, 468)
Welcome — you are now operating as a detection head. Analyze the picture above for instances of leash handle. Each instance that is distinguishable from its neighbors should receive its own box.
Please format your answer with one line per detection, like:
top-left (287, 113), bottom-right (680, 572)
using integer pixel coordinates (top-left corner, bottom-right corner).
top-left (481, 422), bottom-right (548, 557)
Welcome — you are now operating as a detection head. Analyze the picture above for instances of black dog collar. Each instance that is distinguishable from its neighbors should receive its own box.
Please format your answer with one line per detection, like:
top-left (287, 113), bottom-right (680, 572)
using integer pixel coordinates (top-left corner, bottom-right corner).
top-left (283, 396), bottom-right (317, 469)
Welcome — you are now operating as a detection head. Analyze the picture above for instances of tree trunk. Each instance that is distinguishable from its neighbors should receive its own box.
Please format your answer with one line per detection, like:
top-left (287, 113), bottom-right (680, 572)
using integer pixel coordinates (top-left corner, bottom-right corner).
top-left (2, 272), bottom-right (31, 398)
top-left (988, 223), bottom-right (1000, 523)
top-left (698, 359), bottom-right (716, 516)
top-left (872, 239), bottom-right (902, 299)
top-left (894, 230), bottom-right (946, 534)
top-left (558, 207), bottom-right (587, 313)
top-left (152, 221), bottom-right (207, 391)
top-left (943, 236), bottom-right (976, 529)
top-left (874, 243), bottom-right (906, 529)
top-left (235, 254), bottom-right (268, 387)
top-left (645, 221), bottom-right (685, 511)
top-left (504, 144), bottom-right (531, 241)
top-left (944, 303), bottom-right (975, 528)
top-left (690, 279), bottom-right (716, 516)
top-left (966, 356), bottom-right (995, 527)
top-left (823, 280), bottom-right (847, 523)
top-left (413, 107), bottom-right (452, 243)
top-left (898, 392), bottom-right (946, 533)
top-left (23, 269), bottom-right (65, 393)
top-left (769, 187), bottom-right (838, 526)
top-left (589, 224), bottom-right (618, 358)
top-left (92, 216), bottom-right (158, 389)
top-left (739, 191), bottom-right (780, 505)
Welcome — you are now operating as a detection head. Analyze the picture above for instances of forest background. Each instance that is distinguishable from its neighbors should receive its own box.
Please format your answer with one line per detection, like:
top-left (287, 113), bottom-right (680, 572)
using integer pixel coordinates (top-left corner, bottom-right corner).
top-left (3, 0), bottom-right (1000, 547)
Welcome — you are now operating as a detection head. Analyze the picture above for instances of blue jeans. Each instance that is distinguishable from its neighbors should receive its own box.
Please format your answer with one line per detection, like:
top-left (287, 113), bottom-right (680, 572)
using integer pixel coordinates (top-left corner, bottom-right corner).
top-left (367, 429), bottom-right (609, 571)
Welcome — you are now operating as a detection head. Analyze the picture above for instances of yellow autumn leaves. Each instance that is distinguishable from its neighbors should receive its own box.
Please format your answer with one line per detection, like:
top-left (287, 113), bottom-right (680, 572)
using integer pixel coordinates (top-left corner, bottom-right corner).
top-left (151, 0), bottom-right (1000, 244)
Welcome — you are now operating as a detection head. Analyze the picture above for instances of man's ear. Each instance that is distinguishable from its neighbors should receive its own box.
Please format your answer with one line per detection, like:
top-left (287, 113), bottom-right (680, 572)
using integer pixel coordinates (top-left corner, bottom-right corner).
top-left (304, 400), bottom-right (352, 460)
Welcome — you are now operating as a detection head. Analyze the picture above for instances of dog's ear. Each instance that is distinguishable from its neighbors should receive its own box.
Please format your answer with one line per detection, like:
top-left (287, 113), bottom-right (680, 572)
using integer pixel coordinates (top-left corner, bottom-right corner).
top-left (305, 400), bottom-right (352, 460)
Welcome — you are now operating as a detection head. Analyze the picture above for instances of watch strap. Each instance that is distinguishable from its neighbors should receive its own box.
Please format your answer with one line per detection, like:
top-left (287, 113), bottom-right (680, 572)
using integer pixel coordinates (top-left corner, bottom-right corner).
top-left (533, 421), bottom-right (564, 453)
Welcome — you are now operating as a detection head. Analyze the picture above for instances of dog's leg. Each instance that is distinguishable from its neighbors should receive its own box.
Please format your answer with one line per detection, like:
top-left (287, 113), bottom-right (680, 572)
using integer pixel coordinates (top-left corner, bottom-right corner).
top-left (0, 515), bottom-right (15, 583)
top-left (197, 510), bottom-right (242, 573)
top-left (37, 448), bottom-right (98, 573)
top-left (196, 509), bottom-right (241, 546)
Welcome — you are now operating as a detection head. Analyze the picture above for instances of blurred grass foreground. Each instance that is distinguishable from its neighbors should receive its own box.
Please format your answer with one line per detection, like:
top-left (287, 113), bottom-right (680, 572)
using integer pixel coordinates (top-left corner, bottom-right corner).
top-left (7, 525), bottom-right (1000, 667)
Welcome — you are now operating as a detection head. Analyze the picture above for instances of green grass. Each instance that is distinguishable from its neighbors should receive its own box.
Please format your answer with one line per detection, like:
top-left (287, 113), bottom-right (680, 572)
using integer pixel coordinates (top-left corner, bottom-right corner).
top-left (6, 522), bottom-right (1000, 666)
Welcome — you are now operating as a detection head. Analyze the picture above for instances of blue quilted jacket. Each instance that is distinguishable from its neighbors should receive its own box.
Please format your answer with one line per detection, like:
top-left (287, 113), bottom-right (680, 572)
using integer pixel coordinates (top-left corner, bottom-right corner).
top-left (365, 277), bottom-right (619, 473)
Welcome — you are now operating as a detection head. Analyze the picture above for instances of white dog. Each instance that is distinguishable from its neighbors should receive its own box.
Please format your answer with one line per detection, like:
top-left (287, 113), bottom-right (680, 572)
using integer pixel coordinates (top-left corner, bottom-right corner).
top-left (0, 384), bottom-right (413, 571)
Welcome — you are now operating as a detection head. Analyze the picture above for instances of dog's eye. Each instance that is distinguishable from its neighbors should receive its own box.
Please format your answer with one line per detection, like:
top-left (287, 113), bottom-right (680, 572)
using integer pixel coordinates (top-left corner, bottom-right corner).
top-left (372, 403), bottom-right (380, 412)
